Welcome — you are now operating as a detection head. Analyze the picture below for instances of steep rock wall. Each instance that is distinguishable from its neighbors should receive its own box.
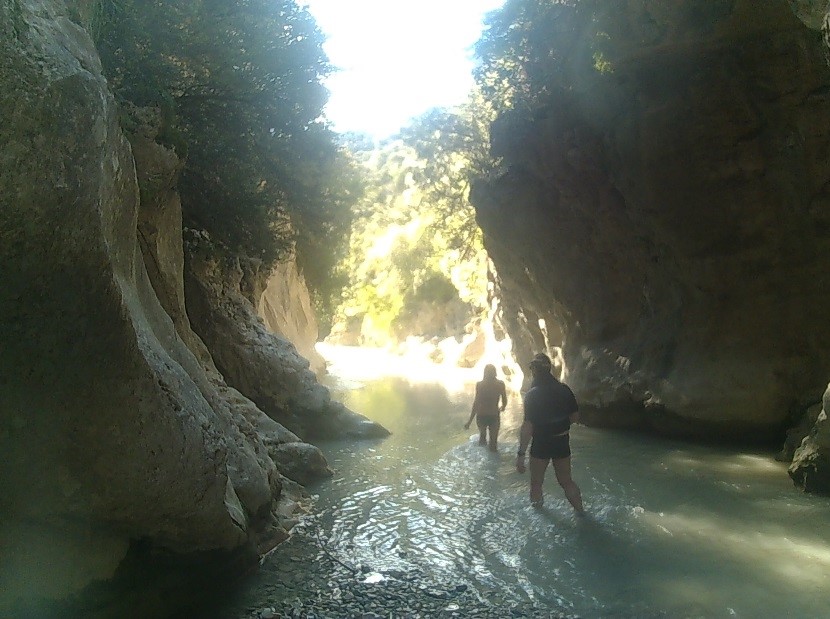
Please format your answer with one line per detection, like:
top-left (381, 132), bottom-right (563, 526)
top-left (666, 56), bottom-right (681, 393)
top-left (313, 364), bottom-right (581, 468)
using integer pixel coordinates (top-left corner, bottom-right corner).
top-left (257, 259), bottom-right (327, 376)
top-left (1, 0), bottom-right (249, 606)
top-left (128, 105), bottom-right (334, 488)
top-left (0, 2), bottom-right (330, 611)
top-left (786, 0), bottom-right (830, 492)
top-left (472, 0), bottom-right (830, 442)
top-left (185, 247), bottom-right (389, 442)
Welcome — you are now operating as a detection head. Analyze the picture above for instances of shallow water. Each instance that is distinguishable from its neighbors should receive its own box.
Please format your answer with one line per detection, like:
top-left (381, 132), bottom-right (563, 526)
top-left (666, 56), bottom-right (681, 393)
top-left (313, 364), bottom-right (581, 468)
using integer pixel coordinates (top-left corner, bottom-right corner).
top-left (231, 346), bottom-right (830, 618)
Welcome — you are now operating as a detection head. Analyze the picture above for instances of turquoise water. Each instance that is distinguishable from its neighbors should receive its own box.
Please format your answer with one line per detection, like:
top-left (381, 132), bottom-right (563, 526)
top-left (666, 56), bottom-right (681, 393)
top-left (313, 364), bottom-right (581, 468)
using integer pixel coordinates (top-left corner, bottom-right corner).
top-left (236, 346), bottom-right (830, 618)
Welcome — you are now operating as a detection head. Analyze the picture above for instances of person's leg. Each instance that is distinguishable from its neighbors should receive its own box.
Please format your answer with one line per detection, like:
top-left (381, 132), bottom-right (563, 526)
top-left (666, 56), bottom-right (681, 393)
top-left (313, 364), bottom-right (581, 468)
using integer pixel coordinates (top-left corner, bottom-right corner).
top-left (552, 457), bottom-right (584, 513)
top-left (475, 418), bottom-right (487, 446)
top-left (488, 420), bottom-right (500, 452)
top-left (529, 457), bottom-right (549, 506)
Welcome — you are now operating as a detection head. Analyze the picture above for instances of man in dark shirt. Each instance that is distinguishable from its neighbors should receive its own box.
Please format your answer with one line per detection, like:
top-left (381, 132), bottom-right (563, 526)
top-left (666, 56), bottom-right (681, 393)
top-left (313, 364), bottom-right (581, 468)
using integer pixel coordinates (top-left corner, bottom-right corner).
top-left (516, 353), bottom-right (584, 513)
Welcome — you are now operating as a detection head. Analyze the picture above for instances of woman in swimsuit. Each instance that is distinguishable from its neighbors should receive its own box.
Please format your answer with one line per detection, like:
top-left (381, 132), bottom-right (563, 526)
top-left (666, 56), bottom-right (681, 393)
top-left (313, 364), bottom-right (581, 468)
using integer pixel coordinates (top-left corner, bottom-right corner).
top-left (464, 364), bottom-right (508, 452)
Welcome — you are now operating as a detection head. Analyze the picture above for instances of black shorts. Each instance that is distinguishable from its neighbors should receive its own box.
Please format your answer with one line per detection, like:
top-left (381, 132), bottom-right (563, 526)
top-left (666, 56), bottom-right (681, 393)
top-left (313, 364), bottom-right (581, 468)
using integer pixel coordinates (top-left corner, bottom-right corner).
top-left (530, 433), bottom-right (570, 460)
top-left (476, 415), bottom-right (500, 429)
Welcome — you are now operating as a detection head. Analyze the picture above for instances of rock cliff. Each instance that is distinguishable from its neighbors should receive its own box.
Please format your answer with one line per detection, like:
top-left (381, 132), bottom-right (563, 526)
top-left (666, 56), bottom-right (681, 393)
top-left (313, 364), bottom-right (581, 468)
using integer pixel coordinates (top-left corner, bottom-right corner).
top-left (472, 0), bottom-right (830, 447)
top-left (184, 246), bottom-right (389, 441)
top-left (0, 1), bottom-right (383, 612)
top-left (785, 0), bottom-right (830, 493)
top-left (257, 259), bottom-right (327, 376)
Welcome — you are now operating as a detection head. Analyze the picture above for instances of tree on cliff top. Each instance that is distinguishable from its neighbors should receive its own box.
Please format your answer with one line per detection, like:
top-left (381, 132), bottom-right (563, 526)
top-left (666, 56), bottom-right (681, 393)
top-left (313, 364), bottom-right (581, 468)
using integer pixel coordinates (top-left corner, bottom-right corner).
top-left (399, 91), bottom-right (499, 256)
top-left (474, 0), bottom-right (614, 114)
top-left (95, 0), bottom-right (358, 296)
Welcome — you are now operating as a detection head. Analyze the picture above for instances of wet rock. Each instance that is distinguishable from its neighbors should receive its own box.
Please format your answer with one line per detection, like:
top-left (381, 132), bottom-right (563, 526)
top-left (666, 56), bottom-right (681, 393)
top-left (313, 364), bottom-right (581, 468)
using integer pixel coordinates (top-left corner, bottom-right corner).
top-left (269, 441), bottom-right (333, 485)
top-left (790, 408), bottom-right (830, 494)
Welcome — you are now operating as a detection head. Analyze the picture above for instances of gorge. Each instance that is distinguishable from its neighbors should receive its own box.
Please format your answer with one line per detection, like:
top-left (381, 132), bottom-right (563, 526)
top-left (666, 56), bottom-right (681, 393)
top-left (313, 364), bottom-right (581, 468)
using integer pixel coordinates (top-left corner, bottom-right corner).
top-left (3, 0), bottom-right (830, 616)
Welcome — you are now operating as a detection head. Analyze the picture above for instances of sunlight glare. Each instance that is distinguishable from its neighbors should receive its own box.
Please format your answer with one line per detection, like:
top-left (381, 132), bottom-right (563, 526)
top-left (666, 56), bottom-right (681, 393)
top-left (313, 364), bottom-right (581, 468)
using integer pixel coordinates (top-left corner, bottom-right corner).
top-left (318, 342), bottom-right (494, 394)
top-left (641, 510), bottom-right (830, 589)
top-left (301, 0), bottom-right (507, 138)
top-left (660, 451), bottom-right (788, 480)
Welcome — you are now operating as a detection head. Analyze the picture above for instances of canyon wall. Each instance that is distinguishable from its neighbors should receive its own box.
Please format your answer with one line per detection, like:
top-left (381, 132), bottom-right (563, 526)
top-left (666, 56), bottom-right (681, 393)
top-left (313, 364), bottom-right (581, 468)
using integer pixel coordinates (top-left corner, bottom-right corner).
top-left (785, 0), bottom-right (830, 493)
top-left (472, 0), bottom-right (830, 451)
top-left (257, 259), bottom-right (327, 376)
top-left (184, 247), bottom-right (389, 442)
top-left (0, 1), bottom-right (384, 613)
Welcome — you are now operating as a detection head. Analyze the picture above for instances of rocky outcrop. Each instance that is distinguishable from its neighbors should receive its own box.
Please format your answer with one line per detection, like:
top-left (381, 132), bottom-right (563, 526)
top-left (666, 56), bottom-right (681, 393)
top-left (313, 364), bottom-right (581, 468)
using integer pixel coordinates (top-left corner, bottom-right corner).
top-left (790, 399), bottom-right (830, 493)
top-left (472, 0), bottom-right (830, 442)
top-left (788, 0), bottom-right (830, 29)
top-left (783, 0), bottom-right (830, 493)
top-left (778, 402), bottom-right (823, 462)
top-left (184, 247), bottom-right (389, 441)
top-left (127, 104), bottom-right (334, 486)
top-left (257, 258), bottom-right (327, 376)
top-left (1, 1), bottom-right (263, 609)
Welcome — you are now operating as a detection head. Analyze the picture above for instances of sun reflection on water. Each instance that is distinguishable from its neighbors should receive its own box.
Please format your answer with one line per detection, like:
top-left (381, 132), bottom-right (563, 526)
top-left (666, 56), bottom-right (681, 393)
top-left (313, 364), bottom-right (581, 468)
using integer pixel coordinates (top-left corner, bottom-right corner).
top-left (318, 342), bottom-right (517, 395)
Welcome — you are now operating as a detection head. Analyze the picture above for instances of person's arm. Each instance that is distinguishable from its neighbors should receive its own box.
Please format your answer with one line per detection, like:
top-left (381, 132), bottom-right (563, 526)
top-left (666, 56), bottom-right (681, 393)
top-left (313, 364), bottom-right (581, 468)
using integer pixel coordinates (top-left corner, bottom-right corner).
top-left (499, 382), bottom-right (508, 412)
top-left (465, 385), bottom-right (479, 429)
top-left (568, 389), bottom-right (579, 425)
top-left (516, 420), bottom-right (532, 473)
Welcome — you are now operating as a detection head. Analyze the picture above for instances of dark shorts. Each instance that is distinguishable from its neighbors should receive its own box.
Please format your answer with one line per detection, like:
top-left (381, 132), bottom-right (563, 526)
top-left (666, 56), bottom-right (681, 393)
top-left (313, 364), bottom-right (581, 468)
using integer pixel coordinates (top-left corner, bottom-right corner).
top-left (476, 415), bottom-right (500, 429)
top-left (530, 432), bottom-right (570, 460)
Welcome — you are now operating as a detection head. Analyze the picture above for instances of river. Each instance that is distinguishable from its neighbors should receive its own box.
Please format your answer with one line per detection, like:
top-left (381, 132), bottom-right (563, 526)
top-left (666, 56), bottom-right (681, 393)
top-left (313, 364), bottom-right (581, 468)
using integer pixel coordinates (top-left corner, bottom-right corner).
top-left (221, 345), bottom-right (830, 618)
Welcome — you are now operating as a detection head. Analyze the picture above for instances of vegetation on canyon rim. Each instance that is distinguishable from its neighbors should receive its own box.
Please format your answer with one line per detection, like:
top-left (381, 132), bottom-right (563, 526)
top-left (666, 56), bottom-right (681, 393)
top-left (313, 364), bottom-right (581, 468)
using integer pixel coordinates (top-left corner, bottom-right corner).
top-left (92, 0), bottom-right (357, 309)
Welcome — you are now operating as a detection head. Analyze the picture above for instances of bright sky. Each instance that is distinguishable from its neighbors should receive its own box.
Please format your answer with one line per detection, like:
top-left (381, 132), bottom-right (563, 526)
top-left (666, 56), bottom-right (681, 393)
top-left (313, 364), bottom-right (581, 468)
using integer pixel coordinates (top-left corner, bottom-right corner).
top-left (301, 0), bottom-right (506, 139)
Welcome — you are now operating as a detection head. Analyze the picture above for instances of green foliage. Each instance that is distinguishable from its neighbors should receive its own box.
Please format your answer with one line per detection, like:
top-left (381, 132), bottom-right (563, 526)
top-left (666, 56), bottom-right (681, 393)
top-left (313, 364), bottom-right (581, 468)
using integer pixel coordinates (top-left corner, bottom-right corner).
top-left (330, 140), bottom-right (427, 343)
top-left (95, 0), bottom-right (357, 295)
top-left (409, 273), bottom-right (458, 305)
top-left (474, 0), bottom-right (613, 114)
top-left (329, 1), bottom-right (625, 345)
top-left (399, 91), bottom-right (498, 260)
top-left (330, 104), bottom-right (495, 345)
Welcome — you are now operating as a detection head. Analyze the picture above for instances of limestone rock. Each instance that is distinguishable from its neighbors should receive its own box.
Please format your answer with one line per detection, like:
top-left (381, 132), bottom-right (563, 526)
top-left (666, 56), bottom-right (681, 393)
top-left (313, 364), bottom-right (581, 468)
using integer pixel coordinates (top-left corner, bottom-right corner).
top-left (472, 0), bottom-right (830, 441)
top-left (0, 1), bottom-right (296, 610)
top-left (785, 0), bottom-right (830, 494)
top-left (269, 441), bottom-right (333, 486)
top-left (789, 411), bottom-right (830, 494)
top-left (790, 388), bottom-right (830, 494)
top-left (185, 249), bottom-right (389, 441)
top-left (458, 328), bottom-right (486, 368)
top-left (778, 402), bottom-right (823, 462)
top-left (787, 0), bottom-right (830, 29)
top-left (257, 258), bottom-right (327, 376)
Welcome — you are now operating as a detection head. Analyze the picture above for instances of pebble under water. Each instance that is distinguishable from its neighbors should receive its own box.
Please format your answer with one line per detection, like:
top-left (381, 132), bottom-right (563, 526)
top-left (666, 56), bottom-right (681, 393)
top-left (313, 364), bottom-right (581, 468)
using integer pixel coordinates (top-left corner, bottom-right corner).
top-left (219, 346), bottom-right (830, 619)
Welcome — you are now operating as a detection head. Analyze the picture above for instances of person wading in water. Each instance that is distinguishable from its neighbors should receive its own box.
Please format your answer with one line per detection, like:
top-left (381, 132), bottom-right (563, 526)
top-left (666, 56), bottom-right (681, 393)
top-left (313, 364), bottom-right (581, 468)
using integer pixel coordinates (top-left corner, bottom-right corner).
top-left (516, 353), bottom-right (584, 513)
top-left (464, 363), bottom-right (508, 452)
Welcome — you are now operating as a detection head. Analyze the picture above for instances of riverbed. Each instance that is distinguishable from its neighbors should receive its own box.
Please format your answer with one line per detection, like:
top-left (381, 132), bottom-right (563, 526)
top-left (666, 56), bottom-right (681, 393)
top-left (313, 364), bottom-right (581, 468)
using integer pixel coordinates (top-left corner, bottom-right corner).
top-left (221, 345), bottom-right (830, 618)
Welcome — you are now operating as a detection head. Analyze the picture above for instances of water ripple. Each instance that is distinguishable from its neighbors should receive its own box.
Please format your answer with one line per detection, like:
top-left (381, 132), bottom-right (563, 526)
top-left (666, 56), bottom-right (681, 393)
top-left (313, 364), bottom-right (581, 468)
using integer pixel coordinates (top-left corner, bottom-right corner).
top-left (292, 372), bottom-right (830, 617)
